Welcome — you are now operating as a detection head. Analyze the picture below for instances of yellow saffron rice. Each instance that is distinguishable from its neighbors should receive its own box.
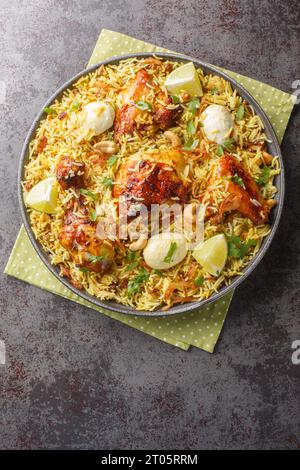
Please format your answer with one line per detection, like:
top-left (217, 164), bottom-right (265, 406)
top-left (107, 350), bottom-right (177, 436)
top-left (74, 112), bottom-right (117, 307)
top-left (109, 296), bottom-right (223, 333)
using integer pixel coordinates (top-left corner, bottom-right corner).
top-left (23, 58), bottom-right (279, 311)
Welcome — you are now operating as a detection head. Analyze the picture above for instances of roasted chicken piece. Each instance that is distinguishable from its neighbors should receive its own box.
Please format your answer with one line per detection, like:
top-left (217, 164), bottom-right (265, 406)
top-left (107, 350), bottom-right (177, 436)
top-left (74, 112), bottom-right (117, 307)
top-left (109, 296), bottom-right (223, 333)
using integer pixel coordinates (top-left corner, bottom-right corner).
top-left (36, 135), bottom-right (47, 154)
top-left (208, 155), bottom-right (270, 225)
top-left (59, 208), bottom-right (114, 273)
top-left (114, 69), bottom-right (177, 141)
top-left (56, 156), bottom-right (85, 190)
top-left (113, 148), bottom-right (189, 217)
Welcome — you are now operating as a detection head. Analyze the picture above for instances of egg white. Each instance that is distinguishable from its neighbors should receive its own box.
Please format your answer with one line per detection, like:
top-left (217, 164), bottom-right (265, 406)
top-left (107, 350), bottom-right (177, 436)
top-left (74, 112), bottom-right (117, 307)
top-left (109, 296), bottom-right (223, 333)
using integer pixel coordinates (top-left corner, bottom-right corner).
top-left (79, 101), bottom-right (115, 139)
top-left (201, 104), bottom-right (233, 145)
top-left (143, 232), bottom-right (187, 270)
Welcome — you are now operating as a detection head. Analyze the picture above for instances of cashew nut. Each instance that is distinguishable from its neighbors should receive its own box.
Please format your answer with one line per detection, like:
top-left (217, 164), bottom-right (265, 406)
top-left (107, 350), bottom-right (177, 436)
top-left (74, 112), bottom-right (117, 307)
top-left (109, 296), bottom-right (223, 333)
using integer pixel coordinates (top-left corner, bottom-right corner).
top-left (129, 235), bottom-right (148, 251)
top-left (93, 140), bottom-right (117, 155)
top-left (164, 131), bottom-right (182, 148)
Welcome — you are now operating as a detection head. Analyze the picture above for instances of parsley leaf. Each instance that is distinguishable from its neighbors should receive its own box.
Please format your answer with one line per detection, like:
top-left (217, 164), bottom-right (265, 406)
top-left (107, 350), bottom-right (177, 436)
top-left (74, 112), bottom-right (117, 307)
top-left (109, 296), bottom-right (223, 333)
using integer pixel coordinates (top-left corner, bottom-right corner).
top-left (223, 137), bottom-right (236, 150)
top-left (256, 166), bottom-right (271, 186)
top-left (70, 100), bottom-right (80, 112)
top-left (194, 275), bottom-right (204, 287)
top-left (227, 236), bottom-right (256, 258)
top-left (217, 145), bottom-right (224, 156)
top-left (127, 268), bottom-right (150, 297)
top-left (125, 251), bottom-right (141, 271)
top-left (44, 106), bottom-right (56, 115)
top-left (163, 242), bottom-right (178, 263)
top-left (107, 155), bottom-right (118, 167)
top-left (79, 267), bottom-right (90, 273)
top-left (231, 174), bottom-right (245, 189)
top-left (187, 120), bottom-right (196, 135)
top-left (127, 250), bottom-right (138, 262)
top-left (89, 211), bottom-right (97, 222)
top-left (106, 131), bottom-right (114, 140)
top-left (188, 97), bottom-right (200, 114)
top-left (236, 104), bottom-right (245, 121)
top-left (211, 87), bottom-right (219, 95)
top-left (135, 100), bottom-right (152, 111)
top-left (88, 255), bottom-right (105, 264)
top-left (101, 177), bottom-right (113, 188)
top-left (125, 261), bottom-right (140, 271)
top-left (152, 269), bottom-right (163, 277)
top-left (171, 95), bottom-right (180, 104)
top-left (80, 188), bottom-right (97, 201)
top-left (125, 261), bottom-right (140, 272)
top-left (183, 138), bottom-right (199, 151)
top-left (217, 138), bottom-right (235, 155)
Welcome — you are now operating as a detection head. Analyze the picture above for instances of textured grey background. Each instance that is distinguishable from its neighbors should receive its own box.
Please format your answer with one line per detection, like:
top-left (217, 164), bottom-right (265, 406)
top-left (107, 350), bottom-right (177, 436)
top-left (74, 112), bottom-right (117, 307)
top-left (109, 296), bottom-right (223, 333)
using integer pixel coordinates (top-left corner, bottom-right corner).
top-left (0, 0), bottom-right (299, 450)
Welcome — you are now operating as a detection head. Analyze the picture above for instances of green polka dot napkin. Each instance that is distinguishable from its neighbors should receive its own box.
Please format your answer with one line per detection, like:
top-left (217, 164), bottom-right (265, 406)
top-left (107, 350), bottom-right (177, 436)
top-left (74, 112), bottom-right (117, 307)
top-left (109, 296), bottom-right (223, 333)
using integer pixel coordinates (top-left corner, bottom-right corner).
top-left (4, 30), bottom-right (295, 352)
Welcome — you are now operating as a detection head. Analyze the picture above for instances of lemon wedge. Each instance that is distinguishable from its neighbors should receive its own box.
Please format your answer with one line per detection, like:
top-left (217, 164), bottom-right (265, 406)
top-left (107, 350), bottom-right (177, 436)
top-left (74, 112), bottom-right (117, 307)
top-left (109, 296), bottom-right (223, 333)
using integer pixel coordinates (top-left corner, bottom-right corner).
top-left (26, 176), bottom-right (58, 214)
top-left (164, 62), bottom-right (203, 97)
top-left (192, 234), bottom-right (228, 276)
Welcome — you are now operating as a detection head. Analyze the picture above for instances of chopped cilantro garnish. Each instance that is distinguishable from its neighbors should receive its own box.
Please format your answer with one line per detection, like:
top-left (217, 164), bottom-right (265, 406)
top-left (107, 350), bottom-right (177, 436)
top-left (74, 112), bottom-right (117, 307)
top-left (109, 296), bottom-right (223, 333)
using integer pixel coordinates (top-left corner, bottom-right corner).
top-left (217, 138), bottom-right (235, 155)
top-left (171, 95), bottom-right (180, 104)
top-left (101, 177), bottom-right (113, 188)
top-left (125, 261), bottom-right (140, 272)
top-left (187, 120), bottom-right (196, 135)
top-left (211, 87), bottom-right (219, 95)
top-left (227, 236), bottom-right (256, 258)
top-left (70, 100), bottom-right (80, 112)
top-left (152, 269), bottom-right (163, 277)
top-left (256, 166), bottom-right (271, 186)
top-left (127, 250), bottom-right (138, 262)
top-left (231, 174), bottom-right (245, 189)
top-left (79, 267), bottom-right (90, 273)
top-left (163, 242), bottom-right (178, 263)
top-left (80, 188), bottom-right (97, 201)
top-left (107, 155), bottom-right (118, 167)
top-left (127, 268), bottom-right (150, 297)
top-left (183, 138), bottom-right (199, 151)
top-left (188, 97), bottom-right (200, 114)
top-left (44, 107), bottom-right (56, 115)
top-left (217, 145), bottom-right (224, 156)
top-left (194, 276), bottom-right (204, 287)
top-left (88, 255), bottom-right (105, 264)
top-left (89, 210), bottom-right (97, 222)
top-left (125, 251), bottom-right (141, 271)
top-left (222, 137), bottom-right (236, 150)
top-left (135, 100), bottom-right (152, 111)
top-left (106, 131), bottom-right (114, 140)
top-left (236, 104), bottom-right (245, 121)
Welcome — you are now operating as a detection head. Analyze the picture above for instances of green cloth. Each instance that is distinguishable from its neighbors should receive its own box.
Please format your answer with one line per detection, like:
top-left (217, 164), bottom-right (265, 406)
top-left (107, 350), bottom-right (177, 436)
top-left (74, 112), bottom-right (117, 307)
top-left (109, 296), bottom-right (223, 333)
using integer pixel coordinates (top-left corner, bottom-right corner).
top-left (5, 29), bottom-right (295, 352)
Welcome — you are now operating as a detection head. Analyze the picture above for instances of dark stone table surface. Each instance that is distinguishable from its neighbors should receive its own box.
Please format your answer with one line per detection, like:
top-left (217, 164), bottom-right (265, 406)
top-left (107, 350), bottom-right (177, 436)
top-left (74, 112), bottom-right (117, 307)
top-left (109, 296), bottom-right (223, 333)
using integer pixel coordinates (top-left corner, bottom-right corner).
top-left (0, 0), bottom-right (299, 450)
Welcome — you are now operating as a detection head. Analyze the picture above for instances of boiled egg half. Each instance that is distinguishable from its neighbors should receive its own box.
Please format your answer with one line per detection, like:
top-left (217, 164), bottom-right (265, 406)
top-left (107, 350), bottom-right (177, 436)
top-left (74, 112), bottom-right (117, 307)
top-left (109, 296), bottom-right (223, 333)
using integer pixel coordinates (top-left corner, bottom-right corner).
top-left (79, 101), bottom-right (115, 139)
top-left (143, 232), bottom-right (187, 270)
top-left (201, 104), bottom-right (233, 145)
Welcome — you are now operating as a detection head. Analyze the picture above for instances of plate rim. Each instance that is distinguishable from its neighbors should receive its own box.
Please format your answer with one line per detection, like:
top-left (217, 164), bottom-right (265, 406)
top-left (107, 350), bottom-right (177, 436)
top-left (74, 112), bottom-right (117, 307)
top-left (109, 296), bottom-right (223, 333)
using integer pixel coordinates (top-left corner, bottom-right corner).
top-left (18, 52), bottom-right (285, 316)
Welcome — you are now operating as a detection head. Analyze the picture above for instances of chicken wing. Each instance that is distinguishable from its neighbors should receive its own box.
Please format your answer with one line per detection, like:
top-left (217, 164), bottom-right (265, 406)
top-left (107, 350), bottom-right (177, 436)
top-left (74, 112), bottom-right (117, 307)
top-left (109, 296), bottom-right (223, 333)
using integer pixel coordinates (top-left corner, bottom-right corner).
top-left (208, 155), bottom-right (270, 225)
top-left (114, 69), bottom-right (177, 141)
top-left (113, 148), bottom-right (189, 217)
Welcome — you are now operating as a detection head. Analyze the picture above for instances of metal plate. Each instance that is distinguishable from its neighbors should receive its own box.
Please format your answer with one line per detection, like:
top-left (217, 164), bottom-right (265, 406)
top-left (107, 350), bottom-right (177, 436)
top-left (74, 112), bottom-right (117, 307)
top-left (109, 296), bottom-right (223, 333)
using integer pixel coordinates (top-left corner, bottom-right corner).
top-left (18, 52), bottom-right (285, 316)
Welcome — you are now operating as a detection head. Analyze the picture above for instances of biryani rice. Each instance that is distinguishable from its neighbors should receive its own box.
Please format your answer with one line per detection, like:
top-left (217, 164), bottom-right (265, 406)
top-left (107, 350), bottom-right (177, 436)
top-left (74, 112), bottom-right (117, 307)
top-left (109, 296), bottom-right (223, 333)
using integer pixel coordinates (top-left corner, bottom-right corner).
top-left (23, 57), bottom-right (279, 311)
